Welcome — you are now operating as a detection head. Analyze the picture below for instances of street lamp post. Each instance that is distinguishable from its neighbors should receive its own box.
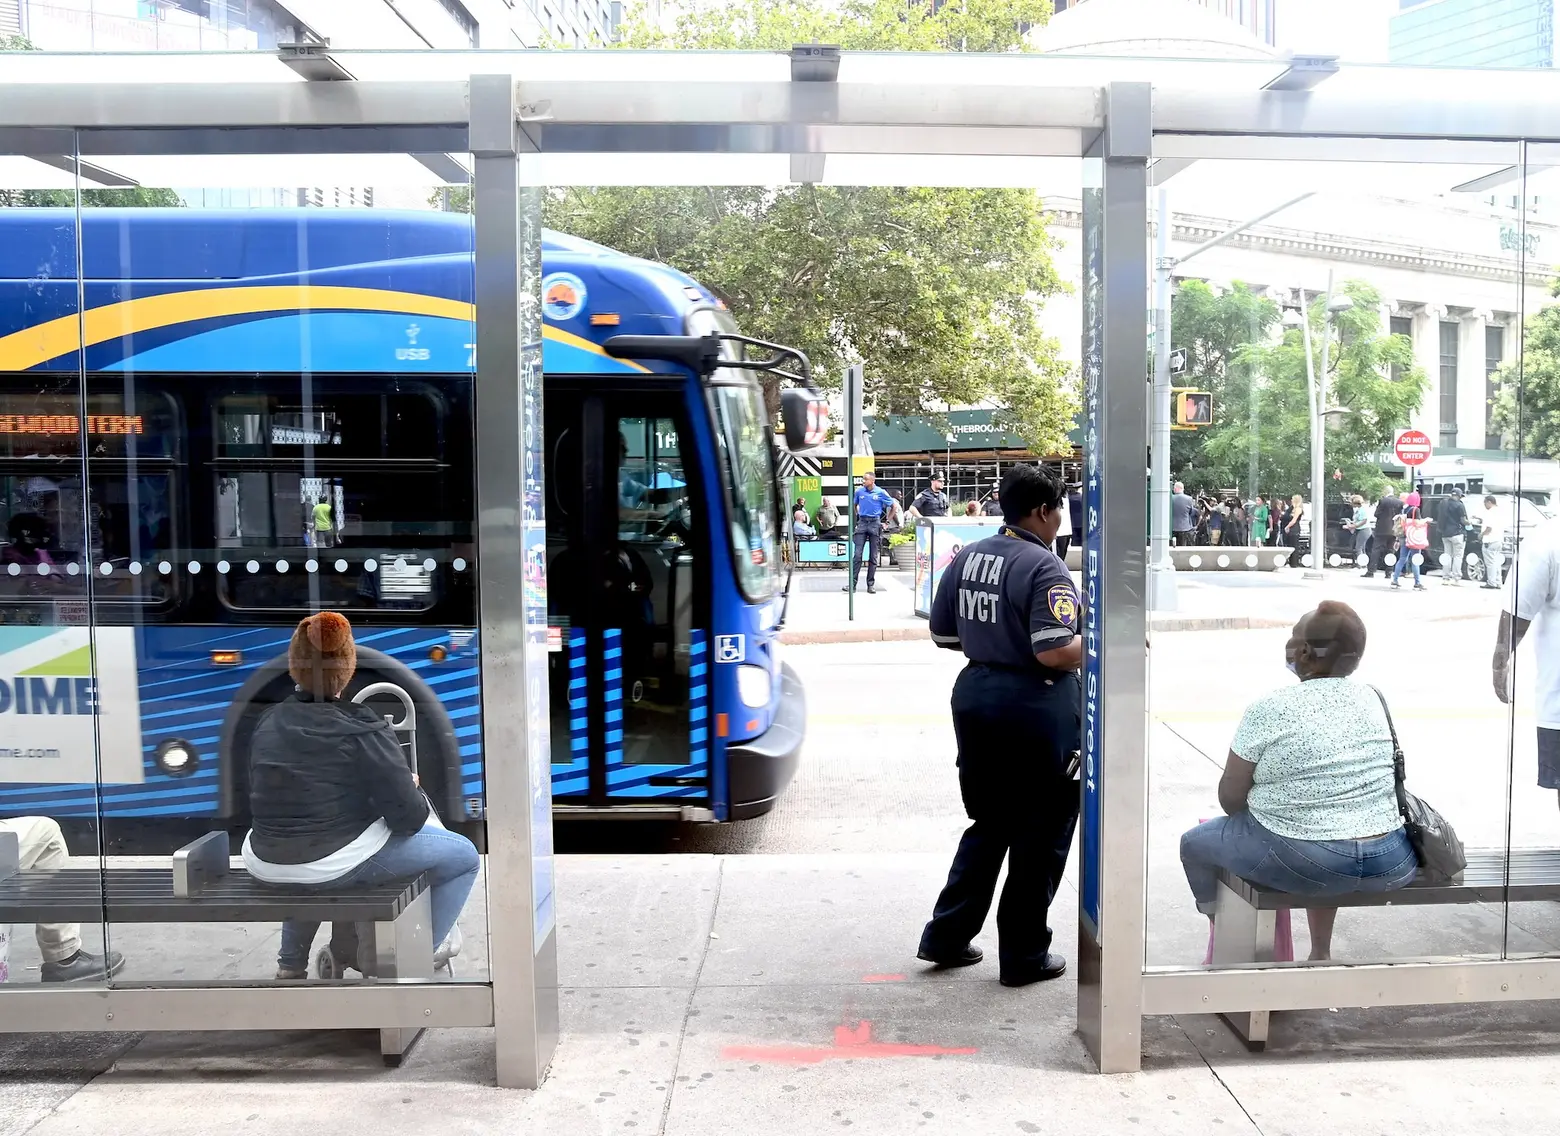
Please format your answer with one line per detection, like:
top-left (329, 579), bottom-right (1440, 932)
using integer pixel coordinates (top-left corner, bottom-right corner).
top-left (1148, 190), bottom-right (1315, 612)
top-left (1292, 271), bottom-right (1353, 580)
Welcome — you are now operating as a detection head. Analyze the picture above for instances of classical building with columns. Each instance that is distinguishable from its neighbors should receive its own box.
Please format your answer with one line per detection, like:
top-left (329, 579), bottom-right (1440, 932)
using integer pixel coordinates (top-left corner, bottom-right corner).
top-left (1044, 191), bottom-right (1556, 458)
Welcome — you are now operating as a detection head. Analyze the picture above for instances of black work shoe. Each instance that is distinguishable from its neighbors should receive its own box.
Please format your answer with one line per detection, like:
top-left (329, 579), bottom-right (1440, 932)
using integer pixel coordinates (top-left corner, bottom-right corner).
top-left (999, 953), bottom-right (1067, 987)
top-left (917, 944), bottom-right (983, 968)
top-left (42, 949), bottom-right (125, 983)
top-left (867, 585), bottom-right (876, 594)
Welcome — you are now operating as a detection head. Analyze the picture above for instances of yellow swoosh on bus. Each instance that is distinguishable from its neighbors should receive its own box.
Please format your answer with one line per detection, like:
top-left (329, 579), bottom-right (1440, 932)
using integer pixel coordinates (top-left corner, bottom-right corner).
top-left (0, 286), bottom-right (476, 370)
top-left (0, 285), bottom-right (652, 375)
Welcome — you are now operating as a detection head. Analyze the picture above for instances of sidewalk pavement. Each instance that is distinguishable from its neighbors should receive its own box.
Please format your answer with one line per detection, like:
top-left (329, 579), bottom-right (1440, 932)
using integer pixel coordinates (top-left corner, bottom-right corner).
top-left (779, 560), bottom-right (1506, 643)
top-left (7, 853), bottom-right (1560, 1135)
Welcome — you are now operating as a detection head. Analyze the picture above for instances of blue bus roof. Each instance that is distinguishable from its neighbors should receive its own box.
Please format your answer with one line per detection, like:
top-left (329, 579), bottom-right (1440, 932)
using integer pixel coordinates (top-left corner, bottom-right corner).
top-left (0, 209), bottom-right (725, 375)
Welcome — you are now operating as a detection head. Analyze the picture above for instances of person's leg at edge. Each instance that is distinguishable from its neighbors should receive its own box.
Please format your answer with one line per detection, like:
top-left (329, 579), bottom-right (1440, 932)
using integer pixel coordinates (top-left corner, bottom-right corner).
top-left (0, 816), bottom-right (124, 981)
top-left (864, 522), bottom-right (879, 588)
top-left (1540, 729), bottom-right (1560, 815)
top-left (845, 528), bottom-right (863, 591)
top-left (1485, 543), bottom-right (1503, 588)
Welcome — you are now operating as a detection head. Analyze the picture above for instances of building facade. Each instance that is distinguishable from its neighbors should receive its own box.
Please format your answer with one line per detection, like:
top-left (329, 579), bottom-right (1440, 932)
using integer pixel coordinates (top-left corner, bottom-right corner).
top-left (1390, 0), bottom-right (1556, 67)
top-left (2, 0), bottom-right (619, 52)
top-left (1051, 0), bottom-right (1276, 46)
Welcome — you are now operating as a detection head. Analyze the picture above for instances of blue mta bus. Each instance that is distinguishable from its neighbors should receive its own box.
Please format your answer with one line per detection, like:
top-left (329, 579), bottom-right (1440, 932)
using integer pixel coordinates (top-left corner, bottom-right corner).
top-left (0, 208), bottom-right (822, 848)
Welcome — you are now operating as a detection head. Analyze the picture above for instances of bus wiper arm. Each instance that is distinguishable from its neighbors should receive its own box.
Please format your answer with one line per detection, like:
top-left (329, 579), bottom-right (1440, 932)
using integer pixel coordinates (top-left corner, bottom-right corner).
top-left (603, 333), bottom-right (812, 386)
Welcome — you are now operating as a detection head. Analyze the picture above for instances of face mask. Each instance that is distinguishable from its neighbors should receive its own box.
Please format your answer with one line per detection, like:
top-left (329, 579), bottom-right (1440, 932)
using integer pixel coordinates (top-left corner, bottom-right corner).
top-left (1286, 660), bottom-right (1299, 676)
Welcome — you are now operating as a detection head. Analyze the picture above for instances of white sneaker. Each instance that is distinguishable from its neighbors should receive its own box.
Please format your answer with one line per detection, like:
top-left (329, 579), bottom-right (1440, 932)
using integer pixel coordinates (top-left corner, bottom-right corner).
top-left (433, 924), bottom-right (463, 969)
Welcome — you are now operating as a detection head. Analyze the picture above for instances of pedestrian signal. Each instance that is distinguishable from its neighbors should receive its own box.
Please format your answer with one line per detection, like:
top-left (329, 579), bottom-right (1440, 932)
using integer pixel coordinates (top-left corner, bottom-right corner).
top-left (1174, 390), bottom-right (1212, 427)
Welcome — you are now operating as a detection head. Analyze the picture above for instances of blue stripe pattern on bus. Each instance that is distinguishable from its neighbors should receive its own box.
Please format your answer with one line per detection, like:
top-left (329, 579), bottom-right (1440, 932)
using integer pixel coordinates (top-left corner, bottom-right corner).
top-left (553, 631), bottom-right (589, 799)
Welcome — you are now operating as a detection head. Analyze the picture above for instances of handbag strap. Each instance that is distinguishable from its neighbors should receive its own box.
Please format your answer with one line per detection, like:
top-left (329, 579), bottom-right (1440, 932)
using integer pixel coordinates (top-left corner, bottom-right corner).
top-left (1369, 684), bottom-right (1411, 820)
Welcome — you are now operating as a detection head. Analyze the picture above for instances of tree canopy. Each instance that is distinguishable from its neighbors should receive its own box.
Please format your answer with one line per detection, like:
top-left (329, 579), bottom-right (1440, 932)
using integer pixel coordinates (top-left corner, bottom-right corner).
top-left (1171, 280), bottom-right (1427, 502)
top-left (533, 0), bottom-right (1075, 454)
top-left (1491, 282), bottom-right (1560, 457)
top-left (0, 188), bottom-right (183, 208)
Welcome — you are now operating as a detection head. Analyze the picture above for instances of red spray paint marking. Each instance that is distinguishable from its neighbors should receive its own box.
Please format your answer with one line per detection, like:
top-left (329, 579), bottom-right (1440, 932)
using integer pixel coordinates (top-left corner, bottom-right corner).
top-left (720, 1020), bottom-right (978, 1065)
top-left (860, 974), bottom-right (905, 983)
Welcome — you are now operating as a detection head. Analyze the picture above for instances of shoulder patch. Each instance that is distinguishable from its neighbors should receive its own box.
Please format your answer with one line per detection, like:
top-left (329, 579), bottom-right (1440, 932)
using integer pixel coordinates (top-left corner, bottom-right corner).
top-left (1047, 583), bottom-right (1078, 628)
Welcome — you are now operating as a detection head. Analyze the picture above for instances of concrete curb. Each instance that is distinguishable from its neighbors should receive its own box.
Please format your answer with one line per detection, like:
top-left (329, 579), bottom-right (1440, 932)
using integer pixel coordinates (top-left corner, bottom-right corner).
top-left (779, 626), bottom-right (930, 644)
top-left (782, 616), bottom-right (1296, 643)
top-left (1150, 616), bottom-right (1294, 632)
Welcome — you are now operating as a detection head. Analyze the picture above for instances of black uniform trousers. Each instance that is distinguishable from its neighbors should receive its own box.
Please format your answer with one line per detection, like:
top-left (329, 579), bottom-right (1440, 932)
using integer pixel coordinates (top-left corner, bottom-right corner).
top-left (850, 516), bottom-right (883, 588)
top-left (920, 664), bottom-right (1081, 979)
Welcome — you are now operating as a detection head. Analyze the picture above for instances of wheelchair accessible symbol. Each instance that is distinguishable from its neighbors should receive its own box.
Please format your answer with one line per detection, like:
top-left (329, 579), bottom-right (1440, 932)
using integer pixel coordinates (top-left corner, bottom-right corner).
top-left (716, 634), bottom-right (745, 663)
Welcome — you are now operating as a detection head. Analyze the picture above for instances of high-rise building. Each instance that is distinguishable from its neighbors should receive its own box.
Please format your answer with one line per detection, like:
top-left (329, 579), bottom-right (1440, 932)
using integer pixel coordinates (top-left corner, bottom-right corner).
top-left (1390, 0), bottom-right (1556, 67)
top-left (1051, 0), bottom-right (1276, 46)
top-left (4, 0), bottom-right (619, 53)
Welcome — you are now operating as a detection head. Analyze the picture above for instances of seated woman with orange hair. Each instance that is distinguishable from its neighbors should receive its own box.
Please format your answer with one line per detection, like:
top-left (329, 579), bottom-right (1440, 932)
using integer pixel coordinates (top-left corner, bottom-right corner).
top-left (242, 611), bottom-right (479, 979)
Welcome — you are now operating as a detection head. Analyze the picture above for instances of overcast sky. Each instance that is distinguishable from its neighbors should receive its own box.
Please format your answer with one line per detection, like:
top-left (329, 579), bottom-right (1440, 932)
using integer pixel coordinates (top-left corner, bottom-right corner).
top-left (1274, 0), bottom-right (1398, 62)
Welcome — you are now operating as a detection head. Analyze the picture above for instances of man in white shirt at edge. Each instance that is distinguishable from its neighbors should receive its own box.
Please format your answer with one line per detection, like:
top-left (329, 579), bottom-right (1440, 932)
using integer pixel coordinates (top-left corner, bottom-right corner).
top-left (1479, 494), bottom-right (1505, 590)
top-left (1494, 521), bottom-right (1560, 809)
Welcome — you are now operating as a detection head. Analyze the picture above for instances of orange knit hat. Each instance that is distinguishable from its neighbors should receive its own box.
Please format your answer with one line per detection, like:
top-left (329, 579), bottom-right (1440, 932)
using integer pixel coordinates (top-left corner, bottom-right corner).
top-left (288, 611), bottom-right (357, 699)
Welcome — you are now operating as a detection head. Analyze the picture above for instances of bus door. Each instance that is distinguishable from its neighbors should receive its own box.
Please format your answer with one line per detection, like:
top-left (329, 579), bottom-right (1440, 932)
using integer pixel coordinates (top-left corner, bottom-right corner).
top-left (545, 380), bottom-right (709, 807)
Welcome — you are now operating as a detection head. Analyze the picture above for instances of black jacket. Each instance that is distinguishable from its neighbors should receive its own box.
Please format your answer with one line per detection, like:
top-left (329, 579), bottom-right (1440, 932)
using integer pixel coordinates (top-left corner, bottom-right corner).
top-left (912, 488), bottom-right (950, 517)
top-left (1437, 495), bottom-right (1468, 535)
top-left (1374, 496), bottom-right (1404, 538)
top-left (247, 690), bottom-right (429, 865)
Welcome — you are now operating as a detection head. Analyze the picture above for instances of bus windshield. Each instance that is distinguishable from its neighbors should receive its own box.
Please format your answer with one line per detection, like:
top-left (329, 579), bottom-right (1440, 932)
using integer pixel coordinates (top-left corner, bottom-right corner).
top-left (689, 309), bottom-right (779, 602)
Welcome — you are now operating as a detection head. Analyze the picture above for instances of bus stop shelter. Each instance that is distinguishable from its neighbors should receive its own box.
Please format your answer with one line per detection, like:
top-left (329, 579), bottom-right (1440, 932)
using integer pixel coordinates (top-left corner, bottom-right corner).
top-left (3, 46), bottom-right (1560, 1086)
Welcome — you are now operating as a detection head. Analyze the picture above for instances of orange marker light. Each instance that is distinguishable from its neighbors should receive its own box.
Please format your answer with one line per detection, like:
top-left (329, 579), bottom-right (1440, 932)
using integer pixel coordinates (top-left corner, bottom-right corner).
top-left (210, 650), bottom-right (242, 666)
top-left (716, 713), bottom-right (729, 738)
top-left (589, 313), bottom-right (621, 326)
top-left (429, 645), bottom-right (448, 663)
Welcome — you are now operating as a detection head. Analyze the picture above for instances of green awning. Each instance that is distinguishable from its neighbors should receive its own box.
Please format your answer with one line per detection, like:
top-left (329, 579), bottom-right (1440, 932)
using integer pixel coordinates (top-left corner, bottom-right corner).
top-left (866, 409), bottom-right (1083, 455)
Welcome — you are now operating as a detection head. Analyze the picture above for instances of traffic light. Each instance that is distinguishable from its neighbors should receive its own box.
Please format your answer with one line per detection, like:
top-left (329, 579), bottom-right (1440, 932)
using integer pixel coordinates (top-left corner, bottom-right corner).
top-left (1174, 390), bottom-right (1212, 427)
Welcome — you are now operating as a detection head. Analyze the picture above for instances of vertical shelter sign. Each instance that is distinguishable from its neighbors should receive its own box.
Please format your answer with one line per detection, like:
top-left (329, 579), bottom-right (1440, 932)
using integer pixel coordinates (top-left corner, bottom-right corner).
top-left (1079, 164), bottom-right (1104, 942)
top-left (519, 184), bottom-right (555, 943)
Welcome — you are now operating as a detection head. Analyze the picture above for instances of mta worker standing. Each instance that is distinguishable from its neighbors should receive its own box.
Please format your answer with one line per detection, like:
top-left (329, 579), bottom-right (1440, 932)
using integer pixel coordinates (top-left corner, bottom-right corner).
top-left (917, 464), bottom-right (1081, 986)
top-left (844, 470), bottom-right (893, 594)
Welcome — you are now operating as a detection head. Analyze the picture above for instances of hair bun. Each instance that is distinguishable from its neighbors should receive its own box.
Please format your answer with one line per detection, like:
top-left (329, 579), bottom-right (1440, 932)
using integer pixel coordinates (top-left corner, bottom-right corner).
top-left (305, 611), bottom-right (353, 655)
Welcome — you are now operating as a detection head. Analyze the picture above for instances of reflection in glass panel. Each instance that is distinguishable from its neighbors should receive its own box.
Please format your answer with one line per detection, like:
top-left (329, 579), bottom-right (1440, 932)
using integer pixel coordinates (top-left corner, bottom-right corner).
top-left (1143, 149), bottom-right (1534, 975)
top-left (49, 187), bottom-right (489, 987)
top-left (0, 187), bottom-right (111, 989)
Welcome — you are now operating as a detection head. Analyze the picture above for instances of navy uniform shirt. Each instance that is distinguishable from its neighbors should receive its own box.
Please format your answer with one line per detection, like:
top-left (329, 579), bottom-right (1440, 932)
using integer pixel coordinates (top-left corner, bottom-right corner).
top-left (913, 487), bottom-right (951, 517)
top-left (929, 524), bottom-right (1080, 670)
top-left (853, 484), bottom-right (894, 520)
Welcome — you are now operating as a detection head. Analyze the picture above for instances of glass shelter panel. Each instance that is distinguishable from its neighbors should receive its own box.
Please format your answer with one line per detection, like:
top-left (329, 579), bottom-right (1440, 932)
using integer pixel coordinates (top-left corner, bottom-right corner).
top-left (1143, 144), bottom-right (1533, 974)
top-left (0, 159), bottom-right (109, 990)
top-left (71, 165), bottom-right (488, 985)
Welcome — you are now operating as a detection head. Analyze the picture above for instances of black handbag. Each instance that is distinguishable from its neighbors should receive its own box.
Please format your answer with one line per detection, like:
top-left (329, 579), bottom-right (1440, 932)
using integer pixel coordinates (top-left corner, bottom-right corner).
top-left (1371, 686), bottom-right (1466, 883)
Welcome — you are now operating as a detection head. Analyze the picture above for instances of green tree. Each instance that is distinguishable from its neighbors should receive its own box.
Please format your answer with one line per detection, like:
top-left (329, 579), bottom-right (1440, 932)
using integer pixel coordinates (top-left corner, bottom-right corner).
top-left (1491, 281), bottom-right (1560, 456)
top-left (513, 0), bottom-right (1074, 452)
top-left (1165, 280), bottom-right (1280, 493)
top-left (1194, 281), bottom-right (1426, 502)
top-left (0, 188), bottom-right (184, 208)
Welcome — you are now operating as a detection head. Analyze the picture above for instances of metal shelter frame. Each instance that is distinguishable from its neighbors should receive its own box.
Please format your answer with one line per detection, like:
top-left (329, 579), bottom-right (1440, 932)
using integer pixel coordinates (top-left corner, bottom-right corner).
top-left (4, 48), bottom-right (1560, 1083)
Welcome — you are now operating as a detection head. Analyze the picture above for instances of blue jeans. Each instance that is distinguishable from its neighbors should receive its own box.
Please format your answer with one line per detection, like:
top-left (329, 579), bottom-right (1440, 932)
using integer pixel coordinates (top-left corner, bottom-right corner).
top-left (1391, 545), bottom-right (1422, 586)
top-left (1180, 810), bottom-right (1417, 915)
top-left (278, 822), bottom-right (480, 972)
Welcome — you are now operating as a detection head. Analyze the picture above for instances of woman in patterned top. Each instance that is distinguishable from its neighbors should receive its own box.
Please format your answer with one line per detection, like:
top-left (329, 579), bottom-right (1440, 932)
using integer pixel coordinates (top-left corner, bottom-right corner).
top-left (1179, 601), bottom-right (1416, 961)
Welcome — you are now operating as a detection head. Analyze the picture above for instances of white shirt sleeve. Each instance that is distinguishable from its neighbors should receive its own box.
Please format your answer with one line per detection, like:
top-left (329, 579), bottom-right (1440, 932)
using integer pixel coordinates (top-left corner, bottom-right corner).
top-left (1510, 532), bottom-right (1558, 621)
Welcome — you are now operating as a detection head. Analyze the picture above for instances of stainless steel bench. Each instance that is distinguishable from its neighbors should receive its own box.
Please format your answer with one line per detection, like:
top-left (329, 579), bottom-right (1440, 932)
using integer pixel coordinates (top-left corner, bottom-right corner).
top-left (1211, 848), bottom-right (1559, 1049)
top-left (0, 830), bottom-right (435, 1064)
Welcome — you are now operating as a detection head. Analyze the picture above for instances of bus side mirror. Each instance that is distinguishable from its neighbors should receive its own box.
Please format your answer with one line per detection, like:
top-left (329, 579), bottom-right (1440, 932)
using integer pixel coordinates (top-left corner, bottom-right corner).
top-left (780, 388), bottom-right (829, 451)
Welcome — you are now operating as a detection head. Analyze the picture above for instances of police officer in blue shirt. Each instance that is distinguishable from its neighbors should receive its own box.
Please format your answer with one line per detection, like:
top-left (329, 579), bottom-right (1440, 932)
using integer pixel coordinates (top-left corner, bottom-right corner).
top-left (844, 470), bottom-right (894, 594)
top-left (916, 463), bottom-right (1081, 986)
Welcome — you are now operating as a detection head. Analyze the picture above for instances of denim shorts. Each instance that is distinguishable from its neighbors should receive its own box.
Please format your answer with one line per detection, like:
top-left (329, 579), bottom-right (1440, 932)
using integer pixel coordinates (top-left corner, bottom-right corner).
top-left (1180, 810), bottom-right (1418, 912)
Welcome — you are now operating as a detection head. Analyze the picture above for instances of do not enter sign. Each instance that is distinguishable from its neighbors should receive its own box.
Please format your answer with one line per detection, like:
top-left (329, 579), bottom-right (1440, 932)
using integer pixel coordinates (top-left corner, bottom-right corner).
top-left (1394, 429), bottom-right (1433, 467)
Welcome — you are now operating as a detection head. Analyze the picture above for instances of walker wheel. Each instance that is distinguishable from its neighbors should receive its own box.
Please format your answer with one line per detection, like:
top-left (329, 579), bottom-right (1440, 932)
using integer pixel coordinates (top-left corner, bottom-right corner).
top-left (315, 946), bottom-right (342, 980)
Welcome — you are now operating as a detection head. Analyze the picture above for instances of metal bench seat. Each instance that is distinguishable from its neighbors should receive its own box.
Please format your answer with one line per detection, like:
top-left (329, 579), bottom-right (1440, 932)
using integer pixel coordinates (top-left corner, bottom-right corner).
top-left (0, 830), bottom-right (435, 1064)
top-left (1210, 847), bottom-right (1560, 1050)
top-left (1217, 848), bottom-right (1560, 910)
top-left (0, 868), bottom-right (426, 924)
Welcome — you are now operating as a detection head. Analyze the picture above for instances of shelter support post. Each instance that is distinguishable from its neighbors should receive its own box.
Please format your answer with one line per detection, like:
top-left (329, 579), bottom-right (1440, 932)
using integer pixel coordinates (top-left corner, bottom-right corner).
top-left (1076, 82), bottom-right (1151, 1075)
top-left (470, 72), bottom-right (559, 1091)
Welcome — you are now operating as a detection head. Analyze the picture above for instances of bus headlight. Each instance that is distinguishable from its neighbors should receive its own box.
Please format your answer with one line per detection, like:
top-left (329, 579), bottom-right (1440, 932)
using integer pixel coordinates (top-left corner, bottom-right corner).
top-left (155, 738), bottom-right (198, 777)
top-left (736, 664), bottom-right (772, 708)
